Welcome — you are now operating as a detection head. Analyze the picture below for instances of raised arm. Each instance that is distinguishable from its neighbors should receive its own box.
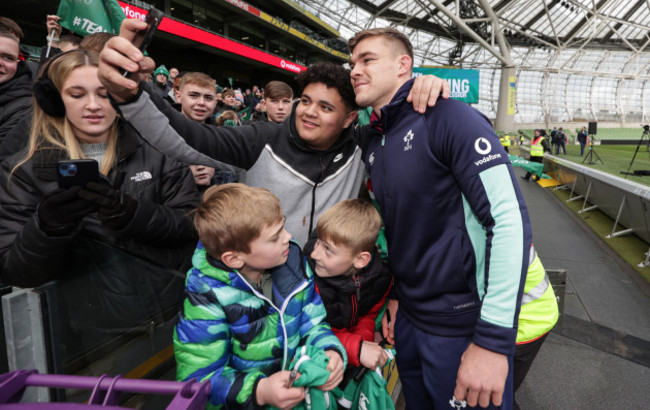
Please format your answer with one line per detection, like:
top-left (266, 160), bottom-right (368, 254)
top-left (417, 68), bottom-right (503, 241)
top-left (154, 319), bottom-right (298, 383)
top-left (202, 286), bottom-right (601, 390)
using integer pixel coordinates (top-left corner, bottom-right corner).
top-left (99, 19), bottom-right (268, 169)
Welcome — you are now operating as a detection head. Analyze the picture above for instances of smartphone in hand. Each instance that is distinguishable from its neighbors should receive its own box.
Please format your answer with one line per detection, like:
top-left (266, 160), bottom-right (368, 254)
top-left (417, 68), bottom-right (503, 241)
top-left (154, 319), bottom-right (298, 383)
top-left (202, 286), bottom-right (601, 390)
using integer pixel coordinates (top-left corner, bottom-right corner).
top-left (122, 7), bottom-right (164, 77)
top-left (58, 159), bottom-right (100, 189)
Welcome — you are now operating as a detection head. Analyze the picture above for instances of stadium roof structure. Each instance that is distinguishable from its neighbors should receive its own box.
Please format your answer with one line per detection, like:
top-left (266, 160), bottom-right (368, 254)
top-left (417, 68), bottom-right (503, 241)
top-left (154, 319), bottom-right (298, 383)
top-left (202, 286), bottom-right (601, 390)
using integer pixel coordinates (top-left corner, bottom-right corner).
top-left (295, 0), bottom-right (650, 125)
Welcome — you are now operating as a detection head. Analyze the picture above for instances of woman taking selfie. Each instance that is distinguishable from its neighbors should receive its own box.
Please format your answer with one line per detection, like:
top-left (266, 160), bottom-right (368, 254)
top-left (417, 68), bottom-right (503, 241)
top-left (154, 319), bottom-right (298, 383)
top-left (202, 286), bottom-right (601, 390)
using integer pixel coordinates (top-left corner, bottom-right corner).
top-left (0, 50), bottom-right (199, 332)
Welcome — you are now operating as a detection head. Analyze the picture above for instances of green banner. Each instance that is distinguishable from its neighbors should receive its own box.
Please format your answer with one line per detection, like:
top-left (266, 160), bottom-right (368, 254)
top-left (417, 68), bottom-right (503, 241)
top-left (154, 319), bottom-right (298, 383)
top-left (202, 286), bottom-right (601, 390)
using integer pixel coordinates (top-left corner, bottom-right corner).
top-left (413, 67), bottom-right (479, 104)
top-left (57, 0), bottom-right (126, 37)
top-left (508, 154), bottom-right (550, 179)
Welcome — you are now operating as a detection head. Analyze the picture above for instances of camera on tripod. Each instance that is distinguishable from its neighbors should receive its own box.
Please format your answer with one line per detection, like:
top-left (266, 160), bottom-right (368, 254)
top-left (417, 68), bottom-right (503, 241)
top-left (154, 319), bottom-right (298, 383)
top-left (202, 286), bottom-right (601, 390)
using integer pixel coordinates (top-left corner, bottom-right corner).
top-left (643, 125), bottom-right (650, 132)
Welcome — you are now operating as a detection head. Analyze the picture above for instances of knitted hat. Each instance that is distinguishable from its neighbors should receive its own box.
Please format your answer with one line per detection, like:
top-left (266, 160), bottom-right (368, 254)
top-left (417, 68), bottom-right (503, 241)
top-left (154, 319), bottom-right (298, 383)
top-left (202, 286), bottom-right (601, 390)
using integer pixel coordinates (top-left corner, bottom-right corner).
top-left (235, 95), bottom-right (244, 104)
top-left (154, 65), bottom-right (169, 78)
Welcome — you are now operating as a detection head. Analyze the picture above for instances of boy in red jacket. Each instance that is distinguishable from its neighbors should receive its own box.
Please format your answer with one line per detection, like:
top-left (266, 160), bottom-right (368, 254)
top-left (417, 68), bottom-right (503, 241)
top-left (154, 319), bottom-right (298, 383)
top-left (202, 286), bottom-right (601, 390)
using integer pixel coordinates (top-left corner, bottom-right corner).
top-left (305, 199), bottom-right (393, 370)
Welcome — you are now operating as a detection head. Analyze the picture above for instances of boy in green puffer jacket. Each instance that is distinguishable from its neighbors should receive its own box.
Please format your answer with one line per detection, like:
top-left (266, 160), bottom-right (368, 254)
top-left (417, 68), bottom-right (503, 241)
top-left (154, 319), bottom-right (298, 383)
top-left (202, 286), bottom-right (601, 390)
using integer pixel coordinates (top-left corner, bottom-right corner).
top-left (174, 183), bottom-right (347, 409)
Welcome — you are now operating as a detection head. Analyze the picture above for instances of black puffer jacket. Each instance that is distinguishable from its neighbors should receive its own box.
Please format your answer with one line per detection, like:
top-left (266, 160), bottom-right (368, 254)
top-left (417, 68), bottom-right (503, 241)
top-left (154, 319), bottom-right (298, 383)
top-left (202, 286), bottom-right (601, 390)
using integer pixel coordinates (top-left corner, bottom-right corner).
top-left (0, 62), bottom-right (32, 143)
top-left (312, 248), bottom-right (393, 330)
top-left (0, 120), bottom-right (199, 293)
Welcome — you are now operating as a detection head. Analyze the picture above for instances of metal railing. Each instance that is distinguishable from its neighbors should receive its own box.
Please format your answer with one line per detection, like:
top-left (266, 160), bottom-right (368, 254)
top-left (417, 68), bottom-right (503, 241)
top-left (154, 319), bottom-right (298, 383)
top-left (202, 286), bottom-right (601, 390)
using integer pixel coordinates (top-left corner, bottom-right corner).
top-left (538, 150), bottom-right (650, 266)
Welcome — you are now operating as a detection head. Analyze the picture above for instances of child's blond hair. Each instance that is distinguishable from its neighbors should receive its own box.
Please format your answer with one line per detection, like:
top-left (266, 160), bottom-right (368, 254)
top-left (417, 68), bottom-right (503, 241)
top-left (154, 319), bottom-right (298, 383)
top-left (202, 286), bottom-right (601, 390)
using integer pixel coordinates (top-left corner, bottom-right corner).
top-left (180, 72), bottom-right (216, 91)
top-left (195, 183), bottom-right (284, 258)
top-left (316, 199), bottom-right (381, 254)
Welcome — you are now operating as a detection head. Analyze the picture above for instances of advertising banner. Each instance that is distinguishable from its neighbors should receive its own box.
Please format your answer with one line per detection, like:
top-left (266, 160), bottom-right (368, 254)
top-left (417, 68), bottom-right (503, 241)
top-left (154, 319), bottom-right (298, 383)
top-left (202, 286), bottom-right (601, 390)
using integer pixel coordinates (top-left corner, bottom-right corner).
top-left (508, 76), bottom-right (516, 115)
top-left (413, 67), bottom-right (479, 103)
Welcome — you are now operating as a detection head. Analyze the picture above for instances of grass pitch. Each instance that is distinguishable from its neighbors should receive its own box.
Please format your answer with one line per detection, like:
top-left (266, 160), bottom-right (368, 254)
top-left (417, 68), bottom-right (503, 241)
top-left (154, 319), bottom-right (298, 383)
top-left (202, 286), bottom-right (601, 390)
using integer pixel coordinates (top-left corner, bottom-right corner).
top-left (545, 143), bottom-right (650, 187)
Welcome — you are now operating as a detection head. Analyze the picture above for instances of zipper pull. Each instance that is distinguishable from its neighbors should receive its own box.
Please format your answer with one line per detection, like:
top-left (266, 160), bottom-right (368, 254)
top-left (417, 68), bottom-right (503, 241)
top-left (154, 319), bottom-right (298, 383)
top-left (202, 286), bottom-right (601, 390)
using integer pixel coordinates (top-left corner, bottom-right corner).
top-left (381, 134), bottom-right (386, 147)
top-left (353, 273), bottom-right (361, 301)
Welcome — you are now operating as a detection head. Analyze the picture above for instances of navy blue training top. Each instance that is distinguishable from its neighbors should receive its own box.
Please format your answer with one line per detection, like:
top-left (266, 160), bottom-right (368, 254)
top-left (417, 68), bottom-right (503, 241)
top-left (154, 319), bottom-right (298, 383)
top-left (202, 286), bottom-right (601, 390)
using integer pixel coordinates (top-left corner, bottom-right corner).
top-left (363, 79), bottom-right (532, 355)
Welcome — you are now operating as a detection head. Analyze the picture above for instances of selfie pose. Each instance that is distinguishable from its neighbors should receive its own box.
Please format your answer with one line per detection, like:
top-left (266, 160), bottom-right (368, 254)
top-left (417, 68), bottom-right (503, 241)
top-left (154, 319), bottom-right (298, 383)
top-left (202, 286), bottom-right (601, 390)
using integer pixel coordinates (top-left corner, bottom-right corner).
top-left (0, 50), bottom-right (198, 331)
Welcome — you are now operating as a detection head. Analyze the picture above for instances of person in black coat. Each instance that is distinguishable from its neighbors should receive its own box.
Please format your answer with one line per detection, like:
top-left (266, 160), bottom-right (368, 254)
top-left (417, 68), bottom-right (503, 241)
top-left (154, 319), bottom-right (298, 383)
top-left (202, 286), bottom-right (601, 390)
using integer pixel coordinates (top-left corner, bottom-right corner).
top-left (0, 50), bottom-right (199, 344)
top-left (577, 126), bottom-right (588, 156)
top-left (0, 25), bottom-right (33, 144)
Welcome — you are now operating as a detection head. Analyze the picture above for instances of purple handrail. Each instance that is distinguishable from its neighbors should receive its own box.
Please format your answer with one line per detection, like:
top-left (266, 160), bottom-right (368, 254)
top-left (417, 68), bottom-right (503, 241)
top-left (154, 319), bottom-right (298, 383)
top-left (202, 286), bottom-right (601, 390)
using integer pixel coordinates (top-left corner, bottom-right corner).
top-left (26, 374), bottom-right (206, 395)
top-left (0, 370), bottom-right (211, 410)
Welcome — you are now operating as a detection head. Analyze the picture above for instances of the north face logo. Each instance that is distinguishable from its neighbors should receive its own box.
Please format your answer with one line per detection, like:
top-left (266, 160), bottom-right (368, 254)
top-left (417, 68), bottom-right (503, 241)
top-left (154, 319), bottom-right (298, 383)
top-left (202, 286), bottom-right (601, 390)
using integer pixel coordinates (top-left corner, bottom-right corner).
top-left (130, 171), bottom-right (152, 182)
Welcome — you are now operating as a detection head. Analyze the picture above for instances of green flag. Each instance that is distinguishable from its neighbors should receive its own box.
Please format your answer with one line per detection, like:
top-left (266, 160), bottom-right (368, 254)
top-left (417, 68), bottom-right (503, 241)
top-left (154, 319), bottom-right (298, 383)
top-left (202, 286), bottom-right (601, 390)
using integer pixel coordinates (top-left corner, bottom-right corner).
top-left (335, 349), bottom-right (396, 410)
top-left (238, 106), bottom-right (251, 122)
top-left (270, 345), bottom-right (338, 410)
top-left (508, 154), bottom-right (550, 179)
top-left (57, 0), bottom-right (126, 37)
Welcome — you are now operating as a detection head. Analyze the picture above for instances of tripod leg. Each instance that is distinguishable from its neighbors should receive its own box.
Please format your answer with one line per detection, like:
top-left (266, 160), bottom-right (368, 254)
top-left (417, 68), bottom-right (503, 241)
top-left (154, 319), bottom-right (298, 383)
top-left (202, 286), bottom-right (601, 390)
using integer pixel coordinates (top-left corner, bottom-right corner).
top-left (625, 132), bottom-right (647, 176)
top-left (592, 149), bottom-right (604, 164)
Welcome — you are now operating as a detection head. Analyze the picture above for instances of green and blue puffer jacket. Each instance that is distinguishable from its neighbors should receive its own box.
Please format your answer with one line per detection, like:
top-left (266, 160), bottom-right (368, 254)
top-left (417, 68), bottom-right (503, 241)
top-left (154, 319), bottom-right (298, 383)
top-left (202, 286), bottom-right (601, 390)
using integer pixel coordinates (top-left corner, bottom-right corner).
top-left (174, 240), bottom-right (347, 409)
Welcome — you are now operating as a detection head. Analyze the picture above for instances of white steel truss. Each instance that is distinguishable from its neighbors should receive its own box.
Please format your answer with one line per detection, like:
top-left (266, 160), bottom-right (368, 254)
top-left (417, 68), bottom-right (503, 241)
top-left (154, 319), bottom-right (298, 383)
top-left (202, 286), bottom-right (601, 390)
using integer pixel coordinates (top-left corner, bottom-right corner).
top-left (294, 0), bottom-right (650, 124)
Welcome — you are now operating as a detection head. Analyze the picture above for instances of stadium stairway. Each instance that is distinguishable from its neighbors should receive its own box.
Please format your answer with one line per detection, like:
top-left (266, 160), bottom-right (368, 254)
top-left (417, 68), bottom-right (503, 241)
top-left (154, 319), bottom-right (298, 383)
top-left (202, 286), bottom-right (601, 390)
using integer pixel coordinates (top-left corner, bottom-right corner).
top-left (514, 166), bottom-right (650, 409)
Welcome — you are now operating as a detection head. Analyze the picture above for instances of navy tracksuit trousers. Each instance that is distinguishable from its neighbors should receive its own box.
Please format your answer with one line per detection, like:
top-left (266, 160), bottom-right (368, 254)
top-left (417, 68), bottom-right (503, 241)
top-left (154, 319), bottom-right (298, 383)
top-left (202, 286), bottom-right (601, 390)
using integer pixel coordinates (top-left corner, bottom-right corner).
top-left (394, 310), bottom-right (514, 409)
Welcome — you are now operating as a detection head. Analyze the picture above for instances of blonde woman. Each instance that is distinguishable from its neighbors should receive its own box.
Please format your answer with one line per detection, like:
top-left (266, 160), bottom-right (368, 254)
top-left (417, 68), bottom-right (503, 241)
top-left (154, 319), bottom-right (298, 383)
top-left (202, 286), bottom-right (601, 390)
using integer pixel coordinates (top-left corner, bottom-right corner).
top-left (0, 50), bottom-right (199, 330)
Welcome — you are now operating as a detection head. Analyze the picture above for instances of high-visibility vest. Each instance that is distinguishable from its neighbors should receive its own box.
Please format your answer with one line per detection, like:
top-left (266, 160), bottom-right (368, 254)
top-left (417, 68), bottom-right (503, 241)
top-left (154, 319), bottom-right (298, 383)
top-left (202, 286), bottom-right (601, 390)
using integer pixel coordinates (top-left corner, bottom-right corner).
top-left (500, 136), bottom-right (511, 147)
top-left (530, 136), bottom-right (545, 157)
top-left (517, 245), bottom-right (559, 344)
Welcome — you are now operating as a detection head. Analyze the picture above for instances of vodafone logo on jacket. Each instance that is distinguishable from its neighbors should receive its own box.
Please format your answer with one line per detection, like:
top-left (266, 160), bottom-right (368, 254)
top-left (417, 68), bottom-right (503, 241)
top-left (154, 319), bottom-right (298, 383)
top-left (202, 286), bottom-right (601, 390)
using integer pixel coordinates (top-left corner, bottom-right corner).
top-left (474, 137), bottom-right (491, 155)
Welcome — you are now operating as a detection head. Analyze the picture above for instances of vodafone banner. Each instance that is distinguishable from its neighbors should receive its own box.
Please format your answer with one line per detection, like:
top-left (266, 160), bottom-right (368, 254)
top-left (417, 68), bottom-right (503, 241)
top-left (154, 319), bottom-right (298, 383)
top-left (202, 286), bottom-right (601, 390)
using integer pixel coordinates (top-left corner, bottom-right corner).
top-left (117, 1), bottom-right (306, 73)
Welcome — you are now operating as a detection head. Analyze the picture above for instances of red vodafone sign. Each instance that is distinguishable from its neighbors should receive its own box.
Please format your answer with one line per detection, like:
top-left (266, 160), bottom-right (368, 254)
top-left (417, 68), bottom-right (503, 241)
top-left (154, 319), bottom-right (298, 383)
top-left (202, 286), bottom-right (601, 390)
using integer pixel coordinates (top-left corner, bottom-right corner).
top-left (117, 2), bottom-right (306, 73)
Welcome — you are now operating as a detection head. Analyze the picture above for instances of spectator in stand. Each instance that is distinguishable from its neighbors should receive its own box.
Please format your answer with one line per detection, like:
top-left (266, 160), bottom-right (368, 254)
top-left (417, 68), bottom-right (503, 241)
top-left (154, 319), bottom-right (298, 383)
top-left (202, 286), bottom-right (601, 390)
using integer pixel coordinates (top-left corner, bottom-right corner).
top-left (253, 81), bottom-right (293, 124)
top-left (43, 15), bottom-right (82, 54)
top-left (178, 72), bottom-right (218, 125)
top-left (178, 72), bottom-right (239, 186)
top-left (0, 29), bottom-right (119, 161)
top-left (245, 84), bottom-right (260, 108)
top-left (0, 18), bottom-right (33, 144)
top-left (215, 88), bottom-right (237, 117)
top-left (152, 64), bottom-right (171, 99)
top-left (0, 49), bottom-right (199, 331)
top-left (254, 100), bottom-right (266, 119)
top-left (234, 93), bottom-right (245, 110)
top-left (169, 67), bottom-right (179, 82)
top-left (1, 16), bottom-right (38, 79)
top-left (216, 110), bottom-right (240, 127)
top-left (166, 72), bottom-right (183, 105)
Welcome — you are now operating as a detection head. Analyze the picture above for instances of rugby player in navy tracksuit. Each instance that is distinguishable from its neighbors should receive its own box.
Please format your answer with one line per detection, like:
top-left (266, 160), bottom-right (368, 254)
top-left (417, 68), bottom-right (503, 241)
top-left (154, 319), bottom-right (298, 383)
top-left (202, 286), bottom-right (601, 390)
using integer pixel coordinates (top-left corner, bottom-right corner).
top-left (350, 29), bottom-right (532, 409)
